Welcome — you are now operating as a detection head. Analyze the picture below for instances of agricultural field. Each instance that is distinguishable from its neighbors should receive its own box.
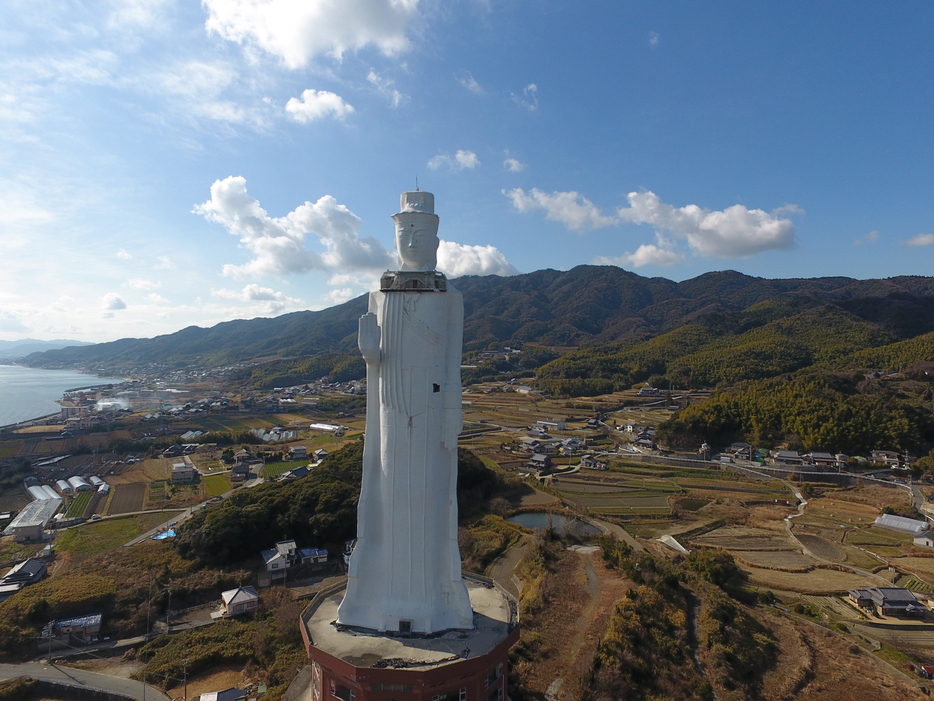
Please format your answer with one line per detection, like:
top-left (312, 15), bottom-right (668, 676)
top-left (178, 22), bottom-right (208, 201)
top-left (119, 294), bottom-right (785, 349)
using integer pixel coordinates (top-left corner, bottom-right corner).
top-left (545, 463), bottom-right (788, 520)
top-left (743, 564), bottom-right (878, 592)
top-left (107, 482), bottom-right (146, 514)
top-left (65, 491), bottom-right (94, 517)
top-left (191, 416), bottom-right (256, 433)
top-left (56, 512), bottom-right (182, 558)
top-left (261, 459), bottom-right (307, 479)
top-left (202, 473), bottom-right (230, 497)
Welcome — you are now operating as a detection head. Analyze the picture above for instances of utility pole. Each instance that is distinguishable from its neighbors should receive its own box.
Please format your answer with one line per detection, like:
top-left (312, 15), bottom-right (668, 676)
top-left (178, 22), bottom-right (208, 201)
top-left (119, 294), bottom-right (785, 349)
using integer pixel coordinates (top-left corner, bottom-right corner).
top-left (146, 575), bottom-right (152, 639)
top-left (183, 657), bottom-right (188, 701)
top-left (166, 585), bottom-right (172, 632)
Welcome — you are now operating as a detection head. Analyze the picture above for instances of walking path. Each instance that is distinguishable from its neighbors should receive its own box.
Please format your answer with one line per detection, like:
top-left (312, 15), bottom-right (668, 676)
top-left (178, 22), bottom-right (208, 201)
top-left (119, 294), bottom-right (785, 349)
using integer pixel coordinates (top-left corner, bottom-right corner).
top-left (0, 661), bottom-right (170, 701)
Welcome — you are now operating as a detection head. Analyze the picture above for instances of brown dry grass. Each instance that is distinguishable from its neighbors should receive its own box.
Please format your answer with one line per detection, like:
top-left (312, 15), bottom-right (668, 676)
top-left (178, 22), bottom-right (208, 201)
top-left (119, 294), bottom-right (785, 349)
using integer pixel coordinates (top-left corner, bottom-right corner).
top-left (735, 550), bottom-right (820, 570)
top-left (511, 547), bottom-right (632, 699)
top-left (757, 609), bottom-right (815, 701)
top-left (167, 665), bottom-right (250, 701)
top-left (756, 609), bottom-right (924, 701)
top-left (798, 497), bottom-right (880, 528)
top-left (791, 622), bottom-right (923, 700)
top-left (828, 485), bottom-right (911, 509)
top-left (797, 534), bottom-right (846, 561)
top-left (891, 557), bottom-right (934, 578)
top-left (742, 565), bottom-right (877, 593)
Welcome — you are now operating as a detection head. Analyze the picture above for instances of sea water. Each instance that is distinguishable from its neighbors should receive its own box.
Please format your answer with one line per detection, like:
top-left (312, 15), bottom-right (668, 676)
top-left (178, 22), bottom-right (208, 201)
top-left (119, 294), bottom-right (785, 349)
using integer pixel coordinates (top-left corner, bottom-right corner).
top-left (0, 365), bottom-right (125, 427)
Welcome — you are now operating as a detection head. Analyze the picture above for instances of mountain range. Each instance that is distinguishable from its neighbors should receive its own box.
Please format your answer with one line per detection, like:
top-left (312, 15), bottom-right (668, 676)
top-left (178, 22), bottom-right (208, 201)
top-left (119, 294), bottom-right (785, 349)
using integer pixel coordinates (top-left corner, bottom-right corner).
top-left (0, 338), bottom-right (92, 361)
top-left (20, 266), bottom-right (934, 374)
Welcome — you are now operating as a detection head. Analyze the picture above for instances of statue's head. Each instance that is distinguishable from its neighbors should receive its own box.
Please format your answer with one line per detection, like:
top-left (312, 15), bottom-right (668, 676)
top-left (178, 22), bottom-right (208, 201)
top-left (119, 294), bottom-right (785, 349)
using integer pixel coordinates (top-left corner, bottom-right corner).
top-left (391, 191), bottom-right (440, 272)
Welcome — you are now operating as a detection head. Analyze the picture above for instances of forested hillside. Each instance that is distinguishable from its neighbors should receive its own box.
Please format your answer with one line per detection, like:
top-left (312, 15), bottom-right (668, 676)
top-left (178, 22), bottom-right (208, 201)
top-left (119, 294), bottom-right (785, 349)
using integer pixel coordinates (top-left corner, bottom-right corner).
top-left (21, 267), bottom-right (934, 380)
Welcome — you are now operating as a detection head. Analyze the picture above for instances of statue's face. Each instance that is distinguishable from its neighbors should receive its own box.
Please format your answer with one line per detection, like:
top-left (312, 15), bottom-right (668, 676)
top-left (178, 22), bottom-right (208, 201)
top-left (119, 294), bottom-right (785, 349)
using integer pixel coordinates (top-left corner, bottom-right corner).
top-left (395, 222), bottom-right (439, 271)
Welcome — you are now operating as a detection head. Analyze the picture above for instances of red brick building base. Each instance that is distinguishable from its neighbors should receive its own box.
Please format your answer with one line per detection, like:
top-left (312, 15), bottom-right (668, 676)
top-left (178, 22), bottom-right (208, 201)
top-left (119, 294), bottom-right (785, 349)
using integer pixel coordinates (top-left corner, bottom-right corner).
top-left (304, 628), bottom-right (520, 701)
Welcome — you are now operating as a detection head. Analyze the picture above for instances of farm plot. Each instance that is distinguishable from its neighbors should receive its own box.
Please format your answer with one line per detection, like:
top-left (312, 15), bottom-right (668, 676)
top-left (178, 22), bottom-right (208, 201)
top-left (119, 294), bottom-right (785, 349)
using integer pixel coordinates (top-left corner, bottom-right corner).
top-left (797, 497), bottom-right (879, 528)
top-left (56, 512), bottom-right (181, 558)
top-left (66, 491), bottom-right (94, 517)
top-left (733, 550), bottom-right (818, 571)
top-left (797, 534), bottom-right (845, 561)
top-left (743, 565), bottom-right (877, 593)
top-left (261, 459), bottom-right (307, 478)
top-left (846, 527), bottom-right (910, 546)
top-left (107, 482), bottom-right (146, 514)
top-left (553, 481), bottom-right (645, 495)
top-left (889, 557), bottom-right (934, 578)
top-left (202, 473), bottom-right (229, 497)
top-left (693, 526), bottom-right (795, 551)
top-left (568, 493), bottom-right (671, 510)
top-left (196, 416), bottom-right (255, 432)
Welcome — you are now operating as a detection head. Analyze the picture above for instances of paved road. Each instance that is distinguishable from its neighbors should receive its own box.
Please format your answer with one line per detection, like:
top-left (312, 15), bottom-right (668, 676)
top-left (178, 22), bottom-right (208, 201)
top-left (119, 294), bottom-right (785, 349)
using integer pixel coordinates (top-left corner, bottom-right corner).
top-left (0, 661), bottom-right (170, 701)
top-left (488, 536), bottom-right (529, 598)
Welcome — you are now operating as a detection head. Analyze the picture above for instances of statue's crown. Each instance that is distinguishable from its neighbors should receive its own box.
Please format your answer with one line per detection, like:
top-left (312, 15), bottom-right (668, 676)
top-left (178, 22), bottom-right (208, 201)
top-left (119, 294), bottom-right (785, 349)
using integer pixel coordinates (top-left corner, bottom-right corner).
top-left (399, 191), bottom-right (434, 214)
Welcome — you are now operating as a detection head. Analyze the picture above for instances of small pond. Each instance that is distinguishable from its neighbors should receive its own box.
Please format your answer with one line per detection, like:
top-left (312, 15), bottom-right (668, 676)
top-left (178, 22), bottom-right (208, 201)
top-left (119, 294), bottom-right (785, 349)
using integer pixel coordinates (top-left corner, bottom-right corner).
top-left (508, 512), bottom-right (600, 537)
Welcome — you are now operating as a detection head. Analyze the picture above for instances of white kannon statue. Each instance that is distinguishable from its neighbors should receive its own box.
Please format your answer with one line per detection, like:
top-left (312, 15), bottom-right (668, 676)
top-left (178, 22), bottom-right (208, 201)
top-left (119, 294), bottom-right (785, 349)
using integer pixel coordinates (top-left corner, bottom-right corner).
top-left (337, 191), bottom-right (474, 634)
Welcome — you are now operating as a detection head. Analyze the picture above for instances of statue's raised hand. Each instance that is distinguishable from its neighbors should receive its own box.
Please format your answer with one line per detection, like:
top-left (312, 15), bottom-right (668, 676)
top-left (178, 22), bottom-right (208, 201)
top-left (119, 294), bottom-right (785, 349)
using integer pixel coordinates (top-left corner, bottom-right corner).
top-left (358, 312), bottom-right (381, 364)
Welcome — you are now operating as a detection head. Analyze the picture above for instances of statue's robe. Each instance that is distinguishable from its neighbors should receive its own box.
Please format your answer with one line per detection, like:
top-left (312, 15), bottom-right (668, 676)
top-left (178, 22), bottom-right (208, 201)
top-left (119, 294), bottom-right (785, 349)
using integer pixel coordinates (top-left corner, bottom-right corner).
top-left (338, 278), bottom-right (473, 633)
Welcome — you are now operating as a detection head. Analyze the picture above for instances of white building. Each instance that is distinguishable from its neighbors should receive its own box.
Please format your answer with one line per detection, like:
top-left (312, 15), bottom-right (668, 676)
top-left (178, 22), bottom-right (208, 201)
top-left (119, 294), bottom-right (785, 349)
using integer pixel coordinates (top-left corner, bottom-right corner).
top-left (67, 476), bottom-right (92, 492)
top-left (874, 514), bottom-right (929, 536)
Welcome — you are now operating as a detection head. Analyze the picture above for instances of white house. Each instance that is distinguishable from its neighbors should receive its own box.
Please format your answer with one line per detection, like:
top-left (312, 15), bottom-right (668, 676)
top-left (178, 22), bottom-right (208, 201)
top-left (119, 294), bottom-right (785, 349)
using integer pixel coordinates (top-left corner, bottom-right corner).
top-left (220, 586), bottom-right (260, 617)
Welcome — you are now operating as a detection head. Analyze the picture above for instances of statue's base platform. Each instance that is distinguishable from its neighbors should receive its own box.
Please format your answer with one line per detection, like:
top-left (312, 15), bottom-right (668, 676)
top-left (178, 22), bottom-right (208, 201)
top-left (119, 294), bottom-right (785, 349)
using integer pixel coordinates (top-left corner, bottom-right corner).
top-left (300, 576), bottom-right (518, 701)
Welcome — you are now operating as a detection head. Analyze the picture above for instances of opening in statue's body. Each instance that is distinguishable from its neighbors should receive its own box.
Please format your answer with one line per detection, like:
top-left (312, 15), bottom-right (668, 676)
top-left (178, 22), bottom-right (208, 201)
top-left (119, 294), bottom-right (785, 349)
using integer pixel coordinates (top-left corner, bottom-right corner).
top-left (337, 191), bottom-right (473, 634)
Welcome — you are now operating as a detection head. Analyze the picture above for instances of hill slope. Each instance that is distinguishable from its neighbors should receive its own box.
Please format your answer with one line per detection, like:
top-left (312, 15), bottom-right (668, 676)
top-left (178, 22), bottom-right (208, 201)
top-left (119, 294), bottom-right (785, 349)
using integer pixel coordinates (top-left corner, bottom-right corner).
top-left (21, 267), bottom-right (934, 374)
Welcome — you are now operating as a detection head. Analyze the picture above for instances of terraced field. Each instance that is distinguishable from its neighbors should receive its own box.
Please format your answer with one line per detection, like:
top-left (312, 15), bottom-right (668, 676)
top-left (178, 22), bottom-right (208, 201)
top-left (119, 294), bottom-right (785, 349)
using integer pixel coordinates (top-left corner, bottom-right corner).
top-left (797, 534), bottom-right (845, 561)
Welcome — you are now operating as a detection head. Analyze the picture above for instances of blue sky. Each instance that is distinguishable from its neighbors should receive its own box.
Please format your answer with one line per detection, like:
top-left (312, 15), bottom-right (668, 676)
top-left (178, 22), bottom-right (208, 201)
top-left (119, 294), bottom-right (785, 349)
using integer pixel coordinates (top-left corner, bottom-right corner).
top-left (1, 0), bottom-right (932, 343)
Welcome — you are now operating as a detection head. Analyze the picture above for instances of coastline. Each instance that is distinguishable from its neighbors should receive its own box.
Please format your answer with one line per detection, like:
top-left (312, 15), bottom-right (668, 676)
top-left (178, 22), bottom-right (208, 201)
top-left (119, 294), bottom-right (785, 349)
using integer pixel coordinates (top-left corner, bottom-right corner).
top-left (0, 413), bottom-right (64, 434)
top-left (0, 365), bottom-right (127, 432)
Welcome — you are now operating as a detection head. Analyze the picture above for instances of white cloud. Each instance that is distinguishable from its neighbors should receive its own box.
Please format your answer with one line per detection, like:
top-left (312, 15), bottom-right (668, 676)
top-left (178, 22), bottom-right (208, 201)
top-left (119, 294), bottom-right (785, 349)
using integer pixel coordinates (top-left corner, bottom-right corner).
top-left (101, 292), bottom-right (127, 310)
top-left (773, 203), bottom-right (805, 216)
top-left (503, 188), bottom-right (616, 232)
top-left (156, 60), bottom-right (254, 125)
top-left (0, 190), bottom-right (55, 227)
top-left (904, 233), bottom-right (934, 247)
top-left (508, 186), bottom-right (796, 261)
top-left (106, 0), bottom-right (173, 30)
top-left (511, 83), bottom-right (538, 111)
top-left (456, 71), bottom-right (483, 94)
top-left (116, 248), bottom-right (132, 259)
top-left (203, 0), bottom-right (420, 68)
top-left (367, 70), bottom-right (406, 108)
top-left (146, 293), bottom-right (169, 304)
top-left (455, 150), bottom-right (479, 169)
top-left (155, 256), bottom-right (176, 269)
top-left (126, 278), bottom-right (161, 290)
top-left (0, 311), bottom-right (28, 333)
top-left (503, 157), bottom-right (525, 172)
top-left (617, 191), bottom-right (796, 257)
top-left (212, 283), bottom-right (301, 314)
top-left (327, 288), bottom-right (355, 304)
top-left (286, 89), bottom-right (354, 122)
top-left (428, 150), bottom-right (480, 171)
top-left (437, 241), bottom-right (518, 278)
top-left (596, 245), bottom-right (684, 268)
top-left (854, 230), bottom-right (879, 246)
top-left (649, 31), bottom-right (660, 47)
top-left (195, 176), bottom-right (394, 279)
